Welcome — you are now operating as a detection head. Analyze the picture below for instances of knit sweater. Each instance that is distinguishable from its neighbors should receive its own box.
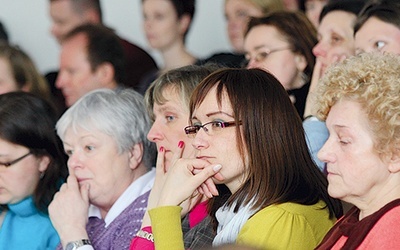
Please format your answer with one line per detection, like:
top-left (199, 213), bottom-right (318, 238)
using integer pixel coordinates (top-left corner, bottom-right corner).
top-left (0, 196), bottom-right (60, 250)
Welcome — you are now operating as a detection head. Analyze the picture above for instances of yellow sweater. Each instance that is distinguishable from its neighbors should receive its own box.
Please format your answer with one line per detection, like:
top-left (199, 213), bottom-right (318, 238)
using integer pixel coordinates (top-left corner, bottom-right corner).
top-left (149, 200), bottom-right (336, 250)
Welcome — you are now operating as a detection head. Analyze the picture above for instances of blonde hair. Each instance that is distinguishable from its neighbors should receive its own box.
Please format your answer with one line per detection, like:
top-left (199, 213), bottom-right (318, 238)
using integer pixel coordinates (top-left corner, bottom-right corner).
top-left (317, 52), bottom-right (400, 158)
top-left (248, 0), bottom-right (284, 14)
top-left (0, 43), bottom-right (51, 101)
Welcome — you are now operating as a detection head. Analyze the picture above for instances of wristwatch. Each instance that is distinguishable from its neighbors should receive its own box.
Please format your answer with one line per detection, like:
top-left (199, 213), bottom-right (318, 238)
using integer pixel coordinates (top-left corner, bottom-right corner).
top-left (65, 239), bottom-right (92, 250)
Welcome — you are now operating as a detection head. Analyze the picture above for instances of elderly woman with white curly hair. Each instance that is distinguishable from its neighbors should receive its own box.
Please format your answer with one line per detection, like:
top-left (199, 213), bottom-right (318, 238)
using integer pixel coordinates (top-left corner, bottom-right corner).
top-left (49, 88), bottom-right (156, 250)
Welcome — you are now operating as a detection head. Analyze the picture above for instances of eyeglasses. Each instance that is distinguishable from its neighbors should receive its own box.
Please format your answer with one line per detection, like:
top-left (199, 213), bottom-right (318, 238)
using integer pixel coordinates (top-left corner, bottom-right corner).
top-left (184, 120), bottom-right (242, 138)
top-left (0, 152), bottom-right (31, 167)
top-left (245, 47), bottom-right (291, 64)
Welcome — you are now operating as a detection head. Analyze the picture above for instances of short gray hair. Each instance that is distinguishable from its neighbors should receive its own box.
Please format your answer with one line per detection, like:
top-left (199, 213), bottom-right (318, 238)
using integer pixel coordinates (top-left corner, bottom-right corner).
top-left (56, 88), bottom-right (155, 169)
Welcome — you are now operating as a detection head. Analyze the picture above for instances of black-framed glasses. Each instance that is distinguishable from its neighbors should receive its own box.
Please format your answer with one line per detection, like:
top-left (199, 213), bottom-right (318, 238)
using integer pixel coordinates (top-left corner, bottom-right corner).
top-left (0, 151), bottom-right (31, 167)
top-left (184, 121), bottom-right (242, 138)
top-left (245, 47), bottom-right (291, 65)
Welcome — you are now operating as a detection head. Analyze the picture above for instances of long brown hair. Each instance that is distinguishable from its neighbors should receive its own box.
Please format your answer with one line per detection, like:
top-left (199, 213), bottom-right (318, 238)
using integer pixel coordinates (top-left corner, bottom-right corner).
top-left (190, 68), bottom-right (342, 222)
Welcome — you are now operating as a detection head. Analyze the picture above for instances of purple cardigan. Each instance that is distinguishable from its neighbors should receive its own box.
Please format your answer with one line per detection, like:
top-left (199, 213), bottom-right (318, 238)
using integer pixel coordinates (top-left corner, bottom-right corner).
top-left (57, 190), bottom-right (150, 250)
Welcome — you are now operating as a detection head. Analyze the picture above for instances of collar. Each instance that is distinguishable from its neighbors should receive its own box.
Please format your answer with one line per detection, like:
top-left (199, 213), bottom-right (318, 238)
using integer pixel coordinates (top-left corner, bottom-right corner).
top-left (88, 168), bottom-right (155, 227)
top-left (8, 196), bottom-right (37, 217)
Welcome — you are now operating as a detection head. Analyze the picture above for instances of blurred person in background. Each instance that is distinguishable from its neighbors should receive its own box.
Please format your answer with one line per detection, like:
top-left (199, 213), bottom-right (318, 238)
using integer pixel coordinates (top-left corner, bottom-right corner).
top-left (56, 24), bottom-right (125, 108)
top-left (198, 0), bottom-right (284, 68)
top-left (0, 43), bottom-right (55, 111)
top-left (48, 0), bottom-right (158, 98)
top-left (302, 0), bottom-right (366, 171)
top-left (244, 11), bottom-right (317, 119)
top-left (141, 0), bottom-right (197, 86)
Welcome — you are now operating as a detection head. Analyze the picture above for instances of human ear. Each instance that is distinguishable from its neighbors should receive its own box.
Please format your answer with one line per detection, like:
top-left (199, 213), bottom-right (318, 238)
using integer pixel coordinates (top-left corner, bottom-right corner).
top-left (294, 53), bottom-right (307, 72)
top-left (387, 148), bottom-right (400, 173)
top-left (38, 155), bottom-right (50, 173)
top-left (95, 62), bottom-right (115, 86)
top-left (179, 14), bottom-right (192, 36)
top-left (129, 143), bottom-right (144, 170)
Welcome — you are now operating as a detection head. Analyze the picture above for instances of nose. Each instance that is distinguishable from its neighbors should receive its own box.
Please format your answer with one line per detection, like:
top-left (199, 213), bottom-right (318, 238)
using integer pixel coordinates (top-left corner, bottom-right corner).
top-left (191, 128), bottom-right (209, 150)
top-left (246, 58), bottom-right (258, 69)
top-left (67, 151), bottom-right (83, 171)
top-left (312, 41), bottom-right (327, 58)
top-left (55, 70), bottom-right (66, 89)
top-left (317, 138), bottom-right (335, 164)
top-left (147, 121), bottom-right (164, 142)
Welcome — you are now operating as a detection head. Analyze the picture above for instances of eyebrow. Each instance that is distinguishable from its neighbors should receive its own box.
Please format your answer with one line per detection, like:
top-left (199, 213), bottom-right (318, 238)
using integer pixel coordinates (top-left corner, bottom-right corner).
top-left (156, 104), bottom-right (179, 113)
top-left (192, 111), bottom-right (234, 120)
top-left (253, 45), bottom-right (268, 51)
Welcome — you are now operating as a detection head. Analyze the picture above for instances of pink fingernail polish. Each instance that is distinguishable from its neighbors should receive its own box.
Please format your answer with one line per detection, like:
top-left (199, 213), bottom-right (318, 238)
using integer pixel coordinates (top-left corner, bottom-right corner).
top-left (178, 141), bottom-right (184, 148)
top-left (159, 146), bottom-right (164, 152)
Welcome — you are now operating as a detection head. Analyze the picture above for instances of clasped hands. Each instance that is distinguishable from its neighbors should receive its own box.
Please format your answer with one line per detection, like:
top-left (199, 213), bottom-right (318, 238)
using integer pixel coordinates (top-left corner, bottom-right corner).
top-left (150, 141), bottom-right (224, 214)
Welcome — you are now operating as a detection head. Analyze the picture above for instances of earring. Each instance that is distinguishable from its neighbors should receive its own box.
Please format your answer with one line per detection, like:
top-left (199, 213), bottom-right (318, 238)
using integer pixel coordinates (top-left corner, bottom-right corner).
top-left (40, 172), bottom-right (45, 179)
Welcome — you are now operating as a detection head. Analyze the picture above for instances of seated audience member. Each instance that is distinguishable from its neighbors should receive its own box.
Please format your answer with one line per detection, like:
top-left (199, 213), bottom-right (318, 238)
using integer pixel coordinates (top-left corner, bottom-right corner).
top-left (141, 0), bottom-right (199, 87)
top-left (131, 64), bottom-right (221, 250)
top-left (56, 24), bottom-right (125, 108)
top-left (0, 21), bottom-right (8, 42)
top-left (244, 11), bottom-right (317, 119)
top-left (147, 68), bottom-right (343, 249)
top-left (198, 0), bottom-right (284, 68)
top-left (49, 88), bottom-right (156, 250)
top-left (315, 52), bottom-right (400, 249)
top-left (0, 92), bottom-right (68, 249)
top-left (48, 0), bottom-right (158, 94)
top-left (354, 0), bottom-right (400, 54)
top-left (0, 43), bottom-right (54, 108)
top-left (302, 0), bottom-right (365, 170)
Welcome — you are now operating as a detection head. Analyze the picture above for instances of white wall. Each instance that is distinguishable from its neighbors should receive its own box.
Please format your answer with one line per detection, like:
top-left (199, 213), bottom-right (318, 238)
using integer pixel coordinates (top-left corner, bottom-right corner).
top-left (0, 0), bottom-right (232, 74)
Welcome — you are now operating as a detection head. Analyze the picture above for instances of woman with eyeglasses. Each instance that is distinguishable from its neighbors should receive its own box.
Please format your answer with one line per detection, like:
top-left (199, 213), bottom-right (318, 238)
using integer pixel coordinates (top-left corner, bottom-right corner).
top-left (243, 11), bottom-right (317, 119)
top-left (0, 92), bottom-right (68, 249)
top-left (146, 68), bottom-right (343, 249)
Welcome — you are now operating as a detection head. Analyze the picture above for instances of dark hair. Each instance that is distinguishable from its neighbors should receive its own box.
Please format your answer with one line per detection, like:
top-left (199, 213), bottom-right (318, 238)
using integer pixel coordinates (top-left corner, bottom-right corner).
top-left (142, 0), bottom-right (195, 40)
top-left (0, 21), bottom-right (8, 42)
top-left (190, 68), bottom-right (342, 221)
top-left (354, 0), bottom-right (400, 34)
top-left (319, 0), bottom-right (366, 23)
top-left (50, 0), bottom-right (103, 22)
top-left (0, 92), bottom-right (67, 213)
top-left (63, 23), bottom-right (125, 84)
top-left (246, 11), bottom-right (317, 84)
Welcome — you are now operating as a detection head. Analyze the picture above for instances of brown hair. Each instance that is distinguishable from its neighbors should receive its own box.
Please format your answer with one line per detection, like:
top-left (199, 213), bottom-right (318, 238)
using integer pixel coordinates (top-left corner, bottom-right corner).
top-left (190, 68), bottom-right (342, 219)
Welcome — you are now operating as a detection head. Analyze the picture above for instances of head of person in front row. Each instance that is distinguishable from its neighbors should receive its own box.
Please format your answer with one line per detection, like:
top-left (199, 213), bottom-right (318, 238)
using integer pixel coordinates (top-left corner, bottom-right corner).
top-left (354, 0), bottom-right (400, 55)
top-left (0, 92), bottom-right (67, 249)
top-left (49, 89), bottom-right (156, 249)
top-left (0, 43), bottom-right (52, 102)
top-left (148, 68), bottom-right (342, 249)
top-left (244, 11), bottom-right (317, 118)
top-left (56, 23), bottom-right (125, 107)
top-left (315, 53), bottom-right (400, 249)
